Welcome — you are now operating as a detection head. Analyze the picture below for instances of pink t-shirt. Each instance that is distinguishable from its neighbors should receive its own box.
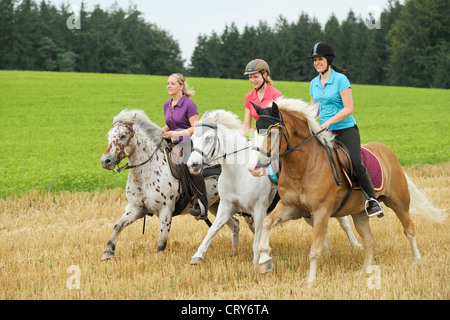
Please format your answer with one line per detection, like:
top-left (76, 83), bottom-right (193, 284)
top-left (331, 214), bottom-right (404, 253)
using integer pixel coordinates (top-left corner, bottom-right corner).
top-left (244, 85), bottom-right (282, 120)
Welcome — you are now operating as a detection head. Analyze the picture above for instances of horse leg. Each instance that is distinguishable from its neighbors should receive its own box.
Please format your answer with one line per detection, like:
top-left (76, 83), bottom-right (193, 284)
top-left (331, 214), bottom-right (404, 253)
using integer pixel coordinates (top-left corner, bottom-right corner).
top-left (157, 207), bottom-right (173, 255)
top-left (304, 217), bottom-right (329, 250)
top-left (243, 214), bottom-right (255, 234)
top-left (258, 202), bottom-right (298, 274)
top-left (226, 216), bottom-right (240, 256)
top-left (209, 202), bottom-right (240, 255)
top-left (384, 196), bottom-right (421, 263)
top-left (191, 201), bottom-right (236, 264)
top-left (102, 204), bottom-right (143, 260)
top-left (336, 216), bottom-right (363, 249)
top-left (307, 209), bottom-right (330, 288)
top-left (252, 207), bottom-right (268, 264)
top-left (303, 216), bottom-right (361, 250)
top-left (351, 211), bottom-right (376, 271)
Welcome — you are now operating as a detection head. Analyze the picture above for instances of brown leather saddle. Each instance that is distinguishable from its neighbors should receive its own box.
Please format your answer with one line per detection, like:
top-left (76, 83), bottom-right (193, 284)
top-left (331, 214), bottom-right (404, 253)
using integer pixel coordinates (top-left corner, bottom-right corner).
top-left (333, 141), bottom-right (354, 184)
top-left (164, 144), bottom-right (221, 216)
top-left (333, 141), bottom-right (384, 191)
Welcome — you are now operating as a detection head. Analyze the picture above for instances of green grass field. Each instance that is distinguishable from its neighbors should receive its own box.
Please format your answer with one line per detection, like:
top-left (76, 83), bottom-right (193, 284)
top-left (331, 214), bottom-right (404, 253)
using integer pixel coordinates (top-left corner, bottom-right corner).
top-left (0, 70), bottom-right (449, 198)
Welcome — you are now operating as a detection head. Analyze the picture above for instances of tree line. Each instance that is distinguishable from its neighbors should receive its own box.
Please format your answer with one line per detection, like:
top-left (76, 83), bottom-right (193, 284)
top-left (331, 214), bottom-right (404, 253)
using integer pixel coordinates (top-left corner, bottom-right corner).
top-left (189, 0), bottom-right (448, 88)
top-left (0, 0), bottom-right (185, 74)
top-left (0, 0), bottom-right (448, 88)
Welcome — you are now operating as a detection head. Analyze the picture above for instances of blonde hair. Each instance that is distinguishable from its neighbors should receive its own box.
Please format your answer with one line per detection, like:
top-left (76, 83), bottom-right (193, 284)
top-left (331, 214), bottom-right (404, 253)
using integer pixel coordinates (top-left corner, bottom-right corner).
top-left (170, 73), bottom-right (195, 98)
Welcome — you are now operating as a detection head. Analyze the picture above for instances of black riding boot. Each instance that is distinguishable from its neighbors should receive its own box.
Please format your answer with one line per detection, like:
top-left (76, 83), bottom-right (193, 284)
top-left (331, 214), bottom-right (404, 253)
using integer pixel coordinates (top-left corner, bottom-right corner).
top-left (189, 173), bottom-right (208, 220)
top-left (357, 170), bottom-right (384, 218)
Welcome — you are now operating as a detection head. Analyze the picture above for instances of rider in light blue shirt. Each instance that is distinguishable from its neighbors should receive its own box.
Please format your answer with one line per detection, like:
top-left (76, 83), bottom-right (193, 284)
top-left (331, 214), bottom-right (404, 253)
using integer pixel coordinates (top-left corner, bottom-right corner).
top-left (310, 69), bottom-right (356, 131)
top-left (309, 41), bottom-right (383, 218)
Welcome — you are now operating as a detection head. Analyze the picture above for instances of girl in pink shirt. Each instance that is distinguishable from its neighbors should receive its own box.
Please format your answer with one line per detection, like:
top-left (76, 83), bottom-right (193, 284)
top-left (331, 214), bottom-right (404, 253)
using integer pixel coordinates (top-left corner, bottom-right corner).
top-left (241, 59), bottom-right (282, 136)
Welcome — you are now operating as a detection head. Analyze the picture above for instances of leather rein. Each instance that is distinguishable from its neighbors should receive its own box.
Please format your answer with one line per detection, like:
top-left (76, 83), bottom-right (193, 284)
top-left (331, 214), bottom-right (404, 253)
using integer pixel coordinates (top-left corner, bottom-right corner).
top-left (111, 122), bottom-right (164, 174)
top-left (253, 113), bottom-right (341, 186)
top-left (192, 123), bottom-right (252, 165)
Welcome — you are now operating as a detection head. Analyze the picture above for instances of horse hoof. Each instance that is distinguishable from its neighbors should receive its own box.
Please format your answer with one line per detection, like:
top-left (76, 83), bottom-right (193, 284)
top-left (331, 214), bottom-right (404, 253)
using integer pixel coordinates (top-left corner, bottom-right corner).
top-left (259, 259), bottom-right (274, 274)
top-left (101, 251), bottom-right (114, 261)
top-left (307, 279), bottom-right (316, 289)
top-left (190, 257), bottom-right (204, 265)
top-left (158, 250), bottom-right (167, 259)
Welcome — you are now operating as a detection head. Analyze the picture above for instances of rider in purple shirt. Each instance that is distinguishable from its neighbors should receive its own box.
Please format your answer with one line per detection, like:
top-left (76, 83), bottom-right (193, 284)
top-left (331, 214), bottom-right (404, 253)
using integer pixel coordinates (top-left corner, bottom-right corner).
top-left (162, 73), bottom-right (208, 219)
top-left (163, 94), bottom-right (199, 144)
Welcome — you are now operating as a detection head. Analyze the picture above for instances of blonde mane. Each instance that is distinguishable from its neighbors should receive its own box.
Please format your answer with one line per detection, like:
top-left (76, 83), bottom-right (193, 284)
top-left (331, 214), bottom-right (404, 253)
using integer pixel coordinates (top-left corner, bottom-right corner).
top-left (275, 98), bottom-right (335, 146)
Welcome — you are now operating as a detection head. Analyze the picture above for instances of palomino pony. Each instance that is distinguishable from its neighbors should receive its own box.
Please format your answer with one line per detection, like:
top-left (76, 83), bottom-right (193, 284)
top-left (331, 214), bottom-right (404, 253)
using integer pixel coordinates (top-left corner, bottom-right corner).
top-left (187, 110), bottom-right (361, 265)
top-left (248, 98), bottom-right (446, 287)
top-left (100, 109), bottom-right (240, 259)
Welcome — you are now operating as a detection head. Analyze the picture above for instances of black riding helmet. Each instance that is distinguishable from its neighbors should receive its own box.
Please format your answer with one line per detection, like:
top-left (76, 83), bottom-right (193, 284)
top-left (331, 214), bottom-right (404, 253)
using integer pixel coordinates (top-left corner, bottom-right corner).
top-left (310, 42), bottom-right (335, 58)
top-left (310, 42), bottom-right (335, 74)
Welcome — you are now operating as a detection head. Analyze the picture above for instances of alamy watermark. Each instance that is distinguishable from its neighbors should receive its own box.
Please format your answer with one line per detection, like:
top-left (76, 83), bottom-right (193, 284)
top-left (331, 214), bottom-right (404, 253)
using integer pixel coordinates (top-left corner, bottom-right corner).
top-left (66, 5), bottom-right (81, 30)
top-left (366, 265), bottom-right (381, 290)
top-left (366, 5), bottom-right (382, 30)
top-left (65, 5), bottom-right (380, 31)
top-left (66, 265), bottom-right (81, 289)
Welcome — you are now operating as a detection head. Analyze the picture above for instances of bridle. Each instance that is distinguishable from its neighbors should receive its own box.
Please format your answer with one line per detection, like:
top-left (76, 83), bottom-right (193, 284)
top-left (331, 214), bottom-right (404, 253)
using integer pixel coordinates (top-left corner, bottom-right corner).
top-left (252, 112), bottom-right (304, 162)
top-left (191, 123), bottom-right (221, 165)
top-left (253, 113), bottom-right (341, 186)
top-left (110, 122), bottom-right (164, 174)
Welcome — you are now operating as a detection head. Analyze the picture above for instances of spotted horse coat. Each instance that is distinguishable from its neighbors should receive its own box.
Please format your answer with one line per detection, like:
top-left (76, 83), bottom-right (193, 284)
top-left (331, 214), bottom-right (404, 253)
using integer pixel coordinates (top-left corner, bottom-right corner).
top-left (100, 109), bottom-right (240, 259)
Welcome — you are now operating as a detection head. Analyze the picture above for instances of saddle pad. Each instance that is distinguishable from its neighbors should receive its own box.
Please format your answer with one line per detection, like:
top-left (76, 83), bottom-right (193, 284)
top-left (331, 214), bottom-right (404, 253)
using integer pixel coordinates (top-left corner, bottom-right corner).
top-left (340, 147), bottom-right (383, 191)
top-left (357, 147), bottom-right (383, 191)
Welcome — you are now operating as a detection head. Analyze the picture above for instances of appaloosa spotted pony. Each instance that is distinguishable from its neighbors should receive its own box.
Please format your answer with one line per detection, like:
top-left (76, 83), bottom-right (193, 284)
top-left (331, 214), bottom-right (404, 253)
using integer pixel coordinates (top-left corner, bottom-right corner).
top-left (100, 109), bottom-right (240, 259)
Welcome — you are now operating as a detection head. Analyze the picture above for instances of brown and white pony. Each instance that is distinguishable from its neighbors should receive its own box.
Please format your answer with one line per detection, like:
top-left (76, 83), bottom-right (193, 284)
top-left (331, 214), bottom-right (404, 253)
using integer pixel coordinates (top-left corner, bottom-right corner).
top-left (100, 109), bottom-right (240, 259)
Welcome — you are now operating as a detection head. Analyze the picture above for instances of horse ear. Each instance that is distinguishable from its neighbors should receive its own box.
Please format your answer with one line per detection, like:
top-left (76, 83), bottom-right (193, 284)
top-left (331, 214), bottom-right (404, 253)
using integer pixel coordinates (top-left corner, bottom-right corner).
top-left (130, 113), bottom-right (137, 125)
top-left (271, 101), bottom-right (279, 116)
top-left (250, 101), bottom-right (263, 115)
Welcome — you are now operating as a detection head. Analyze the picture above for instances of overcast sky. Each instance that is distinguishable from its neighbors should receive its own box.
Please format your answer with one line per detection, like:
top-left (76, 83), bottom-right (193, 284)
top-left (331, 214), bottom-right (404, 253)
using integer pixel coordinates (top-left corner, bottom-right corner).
top-left (50, 0), bottom-right (395, 63)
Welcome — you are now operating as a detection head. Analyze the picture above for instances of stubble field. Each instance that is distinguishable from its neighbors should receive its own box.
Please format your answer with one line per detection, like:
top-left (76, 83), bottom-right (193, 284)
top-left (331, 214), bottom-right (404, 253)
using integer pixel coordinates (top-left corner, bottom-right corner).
top-left (0, 163), bottom-right (448, 300)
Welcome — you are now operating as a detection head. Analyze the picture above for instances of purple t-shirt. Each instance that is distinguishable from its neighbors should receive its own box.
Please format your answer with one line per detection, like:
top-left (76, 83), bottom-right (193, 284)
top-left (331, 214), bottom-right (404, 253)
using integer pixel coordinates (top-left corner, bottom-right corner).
top-left (164, 94), bottom-right (198, 144)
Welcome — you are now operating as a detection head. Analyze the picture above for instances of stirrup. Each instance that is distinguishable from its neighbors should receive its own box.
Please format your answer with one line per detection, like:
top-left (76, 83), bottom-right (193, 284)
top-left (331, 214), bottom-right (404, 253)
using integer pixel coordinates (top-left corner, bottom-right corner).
top-left (365, 198), bottom-right (383, 218)
top-left (190, 200), bottom-right (207, 219)
top-left (189, 204), bottom-right (201, 217)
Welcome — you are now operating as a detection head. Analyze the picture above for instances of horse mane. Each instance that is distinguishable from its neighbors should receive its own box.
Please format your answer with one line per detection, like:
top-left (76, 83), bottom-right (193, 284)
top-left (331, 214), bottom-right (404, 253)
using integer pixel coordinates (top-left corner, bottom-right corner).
top-left (201, 109), bottom-right (242, 131)
top-left (113, 109), bottom-right (162, 144)
top-left (275, 98), bottom-right (335, 146)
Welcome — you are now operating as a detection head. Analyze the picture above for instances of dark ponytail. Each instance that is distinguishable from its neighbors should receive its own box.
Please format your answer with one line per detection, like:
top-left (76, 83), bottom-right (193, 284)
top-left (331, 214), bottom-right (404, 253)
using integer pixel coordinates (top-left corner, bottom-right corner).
top-left (327, 56), bottom-right (347, 74)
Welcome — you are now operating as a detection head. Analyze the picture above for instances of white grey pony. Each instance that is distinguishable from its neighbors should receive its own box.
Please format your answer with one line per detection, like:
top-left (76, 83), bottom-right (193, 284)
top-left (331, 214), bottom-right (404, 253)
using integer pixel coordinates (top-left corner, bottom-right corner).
top-left (100, 109), bottom-right (240, 259)
top-left (187, 110), bottom-right (361, 265)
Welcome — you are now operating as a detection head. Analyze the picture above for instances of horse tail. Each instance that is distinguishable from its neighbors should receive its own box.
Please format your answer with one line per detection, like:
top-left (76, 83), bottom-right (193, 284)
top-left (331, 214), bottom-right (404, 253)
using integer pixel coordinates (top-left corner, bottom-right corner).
top-left (404, 172), bottom-right (447, 223)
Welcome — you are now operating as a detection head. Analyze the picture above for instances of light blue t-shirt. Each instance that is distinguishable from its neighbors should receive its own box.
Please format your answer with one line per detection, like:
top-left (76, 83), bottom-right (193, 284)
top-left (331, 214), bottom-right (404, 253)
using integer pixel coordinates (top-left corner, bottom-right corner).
top-left (310, 70), bottom-right (356, 130)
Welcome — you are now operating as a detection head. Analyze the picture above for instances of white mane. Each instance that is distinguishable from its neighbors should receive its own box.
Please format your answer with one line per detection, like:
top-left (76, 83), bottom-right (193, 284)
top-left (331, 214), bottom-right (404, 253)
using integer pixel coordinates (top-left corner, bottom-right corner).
top-left (275, 98), bottom-right (335, 146)
top-left (113, 109), bottom-right (162, 144)
top-left (200, 109), bottom-right (242, 131)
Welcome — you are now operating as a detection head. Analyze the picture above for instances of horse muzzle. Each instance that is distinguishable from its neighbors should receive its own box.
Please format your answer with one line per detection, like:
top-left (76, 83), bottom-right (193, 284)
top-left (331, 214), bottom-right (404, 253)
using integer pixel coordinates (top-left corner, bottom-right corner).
top-left (188, 162), bottom-right (204, 175)
top-left (247, 157), bottom-right (270, 177)
top-left (101, 153), bottom-right (119, 170)
top-left (248, 164), bottom-right (268, 177)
